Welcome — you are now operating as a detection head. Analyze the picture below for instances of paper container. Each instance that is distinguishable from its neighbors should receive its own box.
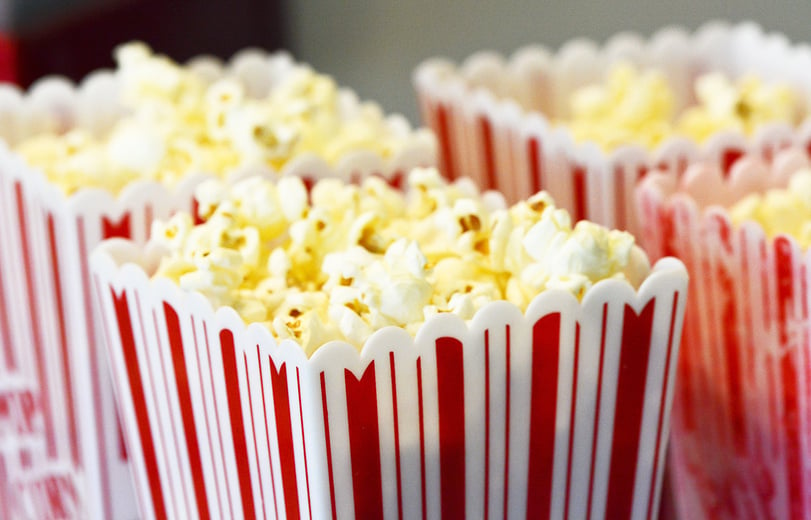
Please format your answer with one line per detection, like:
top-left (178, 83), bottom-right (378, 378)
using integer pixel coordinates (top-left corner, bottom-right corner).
top-left (636, 148), bottom-right (811, 519)
top-left (0, 52), bottom-right (436, 519)
top-left (414, 21), bottom-right (811, 236)
top-left (91, 237), bottom-right (687, 520)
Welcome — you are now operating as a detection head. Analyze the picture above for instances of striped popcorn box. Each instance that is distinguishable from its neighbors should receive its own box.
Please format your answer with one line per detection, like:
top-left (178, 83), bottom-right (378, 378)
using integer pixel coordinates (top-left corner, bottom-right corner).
top-left (0, 51), bottom-right (435, 519)
top-left (90, 237), bottom-right (687, 520)
top-left (0, 432), bottom-right (84, 518)
top-left (413, 21), bottom-right (811, 237)
top-left (636, 148), bottom-right (811, 519)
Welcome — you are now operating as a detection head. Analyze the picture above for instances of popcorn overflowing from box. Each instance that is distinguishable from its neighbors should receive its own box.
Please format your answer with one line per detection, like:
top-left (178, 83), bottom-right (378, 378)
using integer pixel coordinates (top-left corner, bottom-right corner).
top-left (637, 147), bottom-right (811, 519)
top-left (414, 22), bottom-right (811, 235)
top-left (0, 42), bottom-right (434, 519)
top-left (91, 171), bottom-right (687, 518)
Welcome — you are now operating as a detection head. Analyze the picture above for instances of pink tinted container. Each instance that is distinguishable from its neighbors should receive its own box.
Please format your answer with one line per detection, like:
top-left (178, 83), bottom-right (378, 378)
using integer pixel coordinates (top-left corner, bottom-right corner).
top-left (637, 148), bottom-right (811, 519)
top-left (91, 236), bottom-right (687, 520)
top-left (0, 51), bottom-right (435, 519)
top-left (414, 21), bottom-right (811, 236)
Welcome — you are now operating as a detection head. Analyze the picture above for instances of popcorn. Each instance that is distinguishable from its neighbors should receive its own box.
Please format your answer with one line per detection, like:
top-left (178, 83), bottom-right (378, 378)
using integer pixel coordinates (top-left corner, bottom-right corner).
top-left (16, 42), bottom-right (413, 195)
top-left (677, 74), bottom-right (798, 142)
top-left (568, 63), bottom-right (675, 151)
top-left (729, 169), bottom-right (811, 247)
top-left (150, 168), bottom-right (650, 354)
top-left (566, 63), bottom-right (799, 151)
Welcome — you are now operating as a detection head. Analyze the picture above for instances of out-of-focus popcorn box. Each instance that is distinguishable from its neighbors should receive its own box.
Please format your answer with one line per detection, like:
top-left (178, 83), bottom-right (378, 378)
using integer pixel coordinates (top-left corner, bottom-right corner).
top-left (636, 148), bottom-right (811, 519)
top-left (0, 48), bottom-right (435, 519)
top-left (0, 431), bottom-right (84, 518)
top-left (90, 218), bottom-right (687, 520)
top-left (413, 21), bottom-right (811, 237)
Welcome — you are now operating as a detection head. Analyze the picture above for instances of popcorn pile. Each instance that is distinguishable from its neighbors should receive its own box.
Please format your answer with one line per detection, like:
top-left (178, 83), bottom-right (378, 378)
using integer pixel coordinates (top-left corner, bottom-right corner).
top-left (16, 43), bottom-right (406, 195)
top-left (567, 63), bottom-right (798, 151)
top-left (729, 169), bottom-right (811, 247)
top-left (151, 168), bottom-right (650, 355)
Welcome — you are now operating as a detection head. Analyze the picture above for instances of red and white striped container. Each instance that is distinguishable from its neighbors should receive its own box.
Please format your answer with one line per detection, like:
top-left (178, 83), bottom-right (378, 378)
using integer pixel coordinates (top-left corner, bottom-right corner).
top-left (413, 21), bottom-right (811, 237)
top-left (91, 238), bottom-right (688, 520)
top-left (636, 148), bottom-right (811, 519)
top-left (0, 52), bottom-right (436, 519)
top-left (0, 429), bottom-right (85, 518)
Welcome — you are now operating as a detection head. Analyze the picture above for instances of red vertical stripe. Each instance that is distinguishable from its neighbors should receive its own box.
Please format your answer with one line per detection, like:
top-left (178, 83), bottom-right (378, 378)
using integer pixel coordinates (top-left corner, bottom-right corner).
top-left (573, 166), bottom-right (587, 222)
top-left (715, 217), bottom-right (746, 453)
top-left (320, 373), bottom-right (338, 520)
top-left (479, 117), bottom-right (497, 190)
top-left (0, 260), bottom-right (15, 370)
top-left (646, 292), bottom-right (681, 520)
top-left (345, 364), bottom-right (385, 519)
top-left (163, 303), bottom-right (211, 520)
top-left (774, 237), bottom-right (804, 519)
top-left (564, 324), bottom-right (581, 519)
top-left (605, 301), bottom-right (656, 519)
top-left (111, 288), bottom-right (167, 520)
top-left (102, 213), bottom-right (132, 239)
top-left (218, 329), bottom-right (256, 519)
top-left (47, 214), bottom-right (79, 466)
top-left (528, 137), bottom-right (543, 194)
top-left (721, 148), bottom-right (743, 177)
top-left (436, 337), bottom-right (466, 518)
top-left (269, 359), bottom-right (301, 518)
top-left (117, 410), bottom-right (128, 460)
top-left (389, 352), bottom-right (404, 520)
top-left (15, 182), bottom-right (54, 455)
top-left (525, 313), bottom-right (562, 520)
top-left (417, 358), bottom-right (427, 520)
top-left (436, 104), bottom-right (457, 180)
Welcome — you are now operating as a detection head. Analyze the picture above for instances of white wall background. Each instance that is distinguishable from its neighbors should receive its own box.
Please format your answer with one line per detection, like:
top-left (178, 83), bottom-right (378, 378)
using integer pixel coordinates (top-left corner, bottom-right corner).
top-left (284, 0), bottom-right (811, 124)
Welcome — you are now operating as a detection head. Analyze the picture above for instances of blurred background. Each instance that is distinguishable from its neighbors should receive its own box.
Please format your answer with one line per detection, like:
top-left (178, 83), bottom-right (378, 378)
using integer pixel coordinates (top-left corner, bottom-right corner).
top-left (4, 0), bottom-right (811, 124)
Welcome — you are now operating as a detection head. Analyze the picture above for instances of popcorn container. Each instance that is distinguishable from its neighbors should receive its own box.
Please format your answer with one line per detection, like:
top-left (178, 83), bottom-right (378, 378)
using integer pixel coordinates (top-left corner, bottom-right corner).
top-left (0, 51), bottom-right (435, 519)
top-left (0, 428), bottom-right (85, 518)
top-left (413, 21), bottom-right (811, 236)
top-left (91, 237), bottom-right (687, 520)
top-left (636, 148), bottom-right (811, 519)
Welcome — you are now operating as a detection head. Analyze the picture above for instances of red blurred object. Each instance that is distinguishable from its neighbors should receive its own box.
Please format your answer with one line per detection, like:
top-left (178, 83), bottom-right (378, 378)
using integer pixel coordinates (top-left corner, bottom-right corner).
top-left (0, 0), bottom-right (286, 87)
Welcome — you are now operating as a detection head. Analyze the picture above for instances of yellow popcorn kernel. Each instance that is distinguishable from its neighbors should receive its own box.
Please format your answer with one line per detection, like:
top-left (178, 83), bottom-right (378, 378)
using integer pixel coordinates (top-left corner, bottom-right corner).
top-left (276, 176), bottom-right (309, 222)
top-left (676, 73), bottom-right (798, 142)
top-left (150, 171), bottom-right (651, 354)
top-left (568, 62), bottom-right (675, 151)
top-left (349, 212), bottom-right (390, 254)
top-left (230, 177), bottom-right (289, 240)
top-left (151, 212), bottom-right (194, 251)
top-left (194, 179), bottom-right (228, 221)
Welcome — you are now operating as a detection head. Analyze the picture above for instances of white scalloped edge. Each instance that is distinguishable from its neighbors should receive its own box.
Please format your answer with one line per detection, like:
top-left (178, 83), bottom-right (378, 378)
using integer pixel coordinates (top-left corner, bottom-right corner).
top-left (90, 237), bottom-right (688, 367)
top-left (414, 21), bottom-right (811, 234)
top-left (1, 46), bottom-right (437, 207)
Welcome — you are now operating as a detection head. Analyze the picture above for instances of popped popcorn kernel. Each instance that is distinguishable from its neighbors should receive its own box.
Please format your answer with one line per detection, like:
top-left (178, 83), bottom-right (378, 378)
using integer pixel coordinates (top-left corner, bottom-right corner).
top-left (17, 42), bottom-right (414, 196)
top-left (565, 63), bottom-right (799, 152)
top-left (729, 168), bottom-right (811, 247)
top-left (151, 167), bottom-right (650, 355)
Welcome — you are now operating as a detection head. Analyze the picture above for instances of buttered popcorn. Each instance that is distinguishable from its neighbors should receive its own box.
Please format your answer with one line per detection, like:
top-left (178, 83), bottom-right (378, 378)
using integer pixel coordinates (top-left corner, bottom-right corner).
top-left (16, 42), bottom-right (407, 195)
top-left (566, 63), bottom-right (799, 151)
top-left (729, 169), bottom-right (811, 247)
top-left (151, 168), bottom-right (650, 355)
